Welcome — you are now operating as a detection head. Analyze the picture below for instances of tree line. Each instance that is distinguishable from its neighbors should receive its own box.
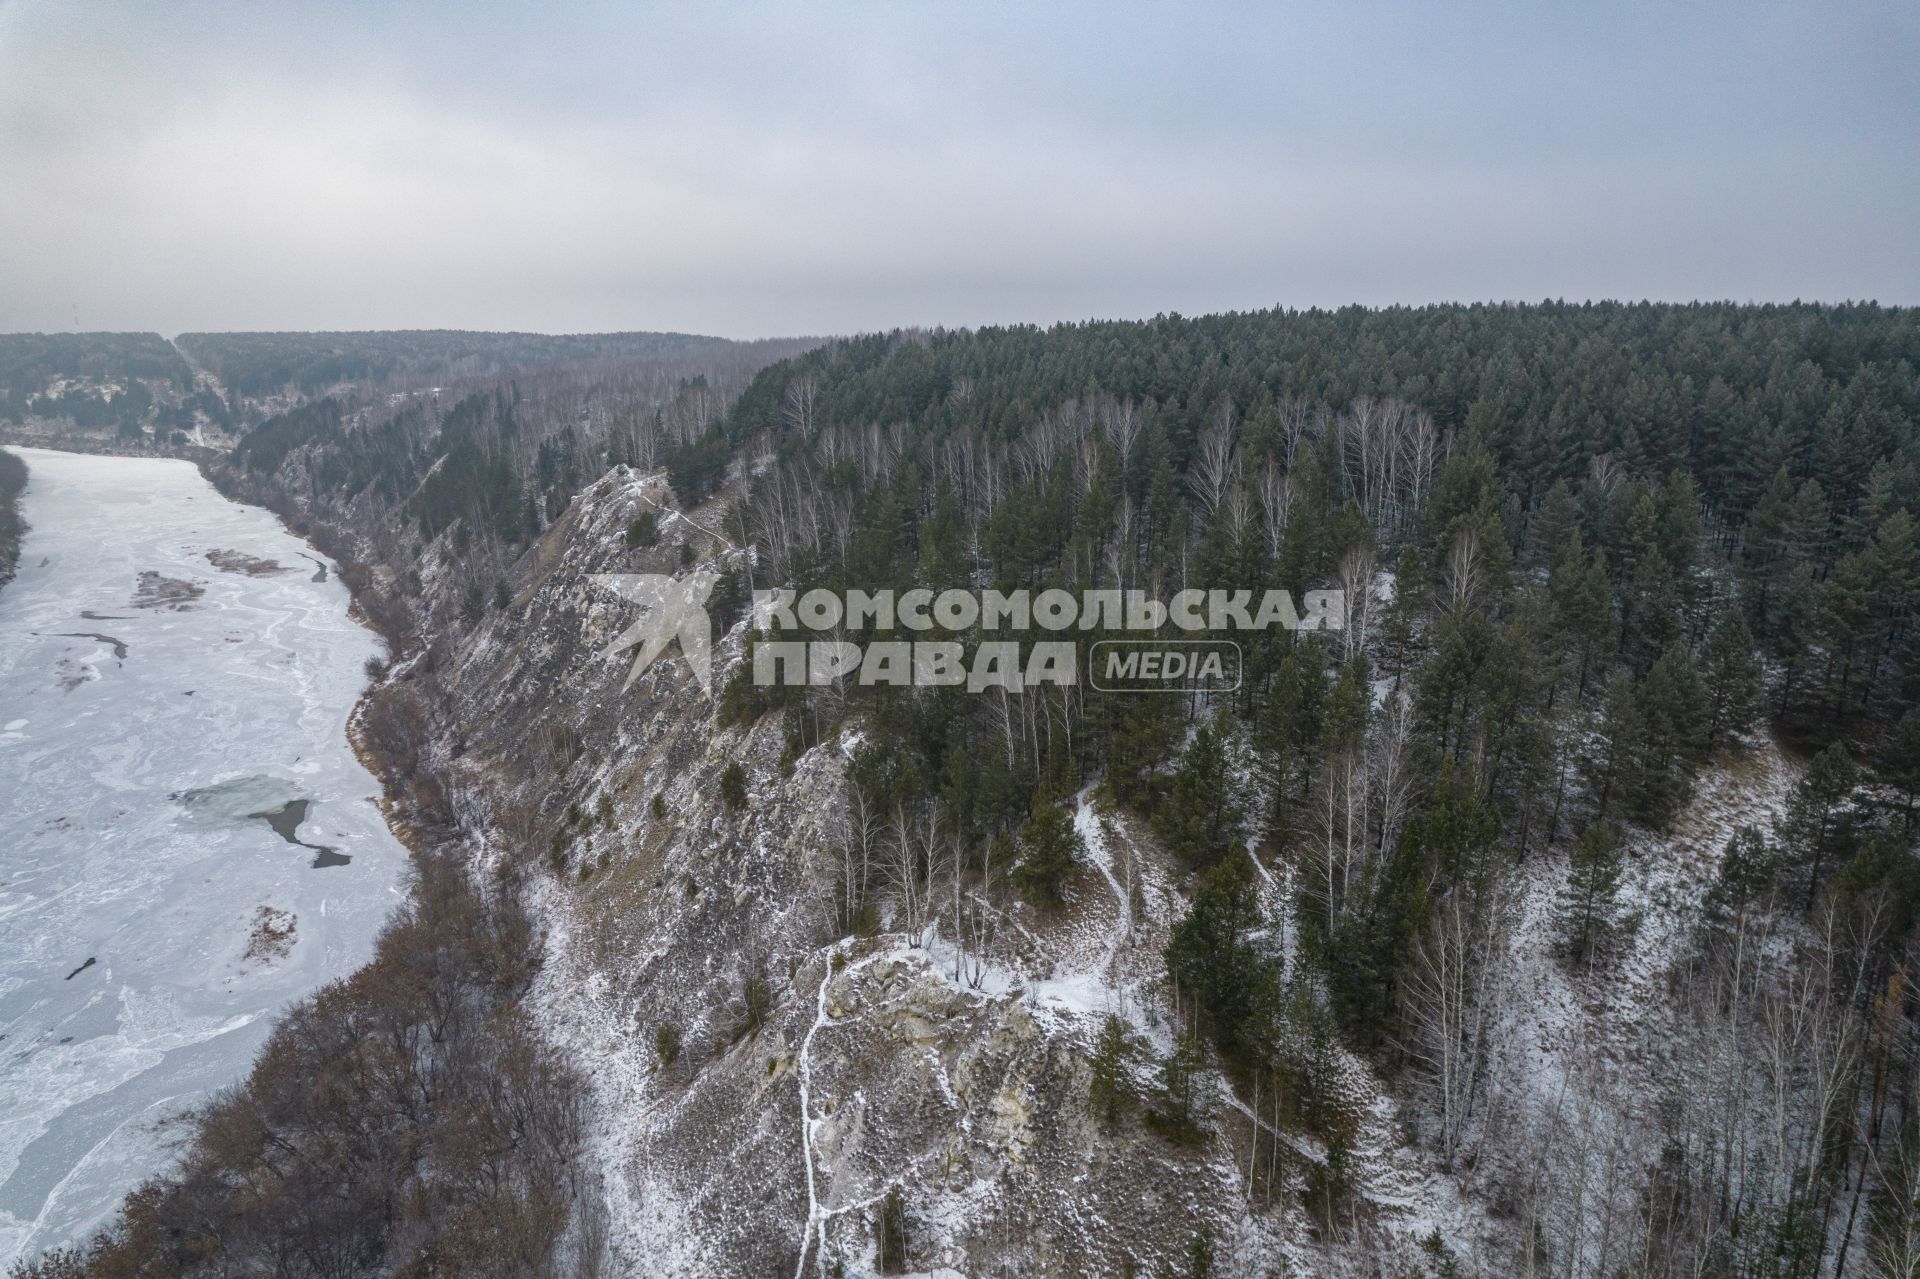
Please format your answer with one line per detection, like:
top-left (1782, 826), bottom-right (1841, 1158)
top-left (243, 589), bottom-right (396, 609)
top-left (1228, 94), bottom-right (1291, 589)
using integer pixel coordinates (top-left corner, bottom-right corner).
top-left (694, 302), bottom-right (1918, 1277)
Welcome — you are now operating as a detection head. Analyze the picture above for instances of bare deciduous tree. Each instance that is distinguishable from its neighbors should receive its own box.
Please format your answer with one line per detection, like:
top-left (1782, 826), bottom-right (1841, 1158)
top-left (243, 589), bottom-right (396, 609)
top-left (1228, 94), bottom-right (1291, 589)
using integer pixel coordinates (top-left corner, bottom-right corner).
top-left (1189, 400), bottom-right (1240, 520)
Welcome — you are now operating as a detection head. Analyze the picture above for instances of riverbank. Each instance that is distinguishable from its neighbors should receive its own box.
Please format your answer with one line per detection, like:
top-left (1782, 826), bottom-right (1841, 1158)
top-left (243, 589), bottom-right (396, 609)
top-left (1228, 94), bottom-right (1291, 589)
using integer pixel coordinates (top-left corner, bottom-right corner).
top-left (0, 448), bottom-right (25, 589)
top-left (8, 442), bottom-right (586, 1278)
top-left (0, 424), bottom-right (226, 467)
top-left (0, 449), bottom-right (411, 1267)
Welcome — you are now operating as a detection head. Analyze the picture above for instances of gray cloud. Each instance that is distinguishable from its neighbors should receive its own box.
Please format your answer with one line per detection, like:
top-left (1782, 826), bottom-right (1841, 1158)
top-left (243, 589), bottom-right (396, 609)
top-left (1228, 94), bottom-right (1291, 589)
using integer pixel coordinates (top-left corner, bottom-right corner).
top-left (2, 0), bottom-right (1915, 337)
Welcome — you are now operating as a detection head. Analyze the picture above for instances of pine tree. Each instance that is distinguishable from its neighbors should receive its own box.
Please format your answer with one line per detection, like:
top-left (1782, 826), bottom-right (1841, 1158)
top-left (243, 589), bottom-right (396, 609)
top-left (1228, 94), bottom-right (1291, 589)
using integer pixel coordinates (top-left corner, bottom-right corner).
top-left (1256, 644), bottom-right (1327, 824)
top-left (1869, 509), bottom-right (1917, 640)
top-left (460, 581), bottom-right (487, 625)
top-left (1788, 478), bottom-right (1832, 574)
top-left (1634, 643), bottom-right (1708, 826)
top-left (1701, 608), bottom-right (1763, 749)
top-left (1012, 801), bottom-right (1082, 907)
top-left (1155, 718), bottom-right (1243, 871)
top-left (1617, 487), bottom-right (1663, 585)
top-left (1703, 826), bottom-right (1778, 923)
top-left (1779, 743), bottom-right (1859, 908)
top-left (1623, 550), bottom-right (1683, 673)
top-left (1150, 1031), bottom-right (1211, 1142)
top-left (1876, 709), bottom-right (1920, 834)
top-left (1323, 654), bottom-right (1372, 754)
top-left (1697, 375), bottom-right (1747, 506)
top-left (1164, 848), bottom-right (1273, 1056)
top-left (1584, 673), bottom-right (1642, 820)
top-left (719, 762), bottom-right (749, 810)
top-left (1551, 548), bottom-right (1613, 697)
top-left (625, 511), bottom-right (659, 548)
top-left (1739, 467), bottom-right (1796, 616)
top-left (1866, 508), bottom-right (1918, 704)
top-left (1107, 692), bottom-right (1180, 806)
top-left (1529, 479), bottom-right (1581, 572)
top-left (1557, 821), bottom-right (1625, 966)
top-left (1656, 467), bottom-right (1705, 619)
top-left (1829, 551), bottom-right (1878, 713)
top-left (1088, 1014), bottom-right (1134, 1122)
top-left (1770, 563), bottom-right (1824, 722)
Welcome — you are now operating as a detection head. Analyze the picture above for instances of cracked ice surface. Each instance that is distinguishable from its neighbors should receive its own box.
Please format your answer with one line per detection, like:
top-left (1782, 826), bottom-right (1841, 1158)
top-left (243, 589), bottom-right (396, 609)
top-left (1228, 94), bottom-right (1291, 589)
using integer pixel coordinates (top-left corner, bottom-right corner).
top-left (0, 449), bottom-right (408, 1266)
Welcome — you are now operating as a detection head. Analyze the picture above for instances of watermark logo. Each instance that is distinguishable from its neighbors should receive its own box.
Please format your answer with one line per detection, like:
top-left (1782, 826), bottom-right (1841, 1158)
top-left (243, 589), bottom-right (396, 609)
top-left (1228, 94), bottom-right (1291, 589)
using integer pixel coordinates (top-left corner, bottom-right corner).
top-left (742, 587), bottom-right (1340, 692)
top-left (1091, 639), bottom-right (1242, 693)
top-left (593, 571), bottom-right (718, 694)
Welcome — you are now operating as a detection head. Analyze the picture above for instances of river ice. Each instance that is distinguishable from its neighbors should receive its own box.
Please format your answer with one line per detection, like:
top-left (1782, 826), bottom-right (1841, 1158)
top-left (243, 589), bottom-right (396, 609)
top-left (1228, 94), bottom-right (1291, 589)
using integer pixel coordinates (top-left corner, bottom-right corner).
top-left (0, 448), bottom-right (408, 1265)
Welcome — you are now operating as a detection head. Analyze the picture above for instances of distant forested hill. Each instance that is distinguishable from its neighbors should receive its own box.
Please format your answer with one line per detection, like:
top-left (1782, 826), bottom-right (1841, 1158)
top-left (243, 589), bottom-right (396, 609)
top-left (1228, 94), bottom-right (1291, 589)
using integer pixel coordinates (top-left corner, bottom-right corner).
top-left (0, 332), bottom-right (193, 392)
top-left (1, 327), bottom-right (820, 448)
top-left (0, 333), bottom-right (193, 425)
top-left (174, 329), bottom-right (813, 399)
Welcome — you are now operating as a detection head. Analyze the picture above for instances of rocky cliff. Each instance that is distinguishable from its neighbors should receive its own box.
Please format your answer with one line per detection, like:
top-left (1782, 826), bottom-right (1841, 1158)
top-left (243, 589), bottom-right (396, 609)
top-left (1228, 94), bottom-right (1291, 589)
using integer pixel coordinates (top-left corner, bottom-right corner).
top-left (420, 466), bottom-right (1511, 1277)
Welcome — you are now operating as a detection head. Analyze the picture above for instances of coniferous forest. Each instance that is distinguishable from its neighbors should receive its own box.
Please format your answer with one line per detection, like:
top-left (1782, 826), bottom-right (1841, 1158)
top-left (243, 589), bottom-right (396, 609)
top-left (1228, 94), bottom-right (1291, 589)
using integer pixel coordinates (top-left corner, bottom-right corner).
top-left (8, 302), bottom-right (1920, 1278)
top-left (6, 2), bottom-right (1917, 1273)
top-left (698, 304), bottom-right (1920, 1277)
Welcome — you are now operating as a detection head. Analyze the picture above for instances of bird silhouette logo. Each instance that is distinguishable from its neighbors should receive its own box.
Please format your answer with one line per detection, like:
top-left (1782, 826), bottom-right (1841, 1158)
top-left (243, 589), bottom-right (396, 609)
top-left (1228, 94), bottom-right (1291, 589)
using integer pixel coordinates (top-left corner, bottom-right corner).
top-left (592, 571), bottom-right (719, 695)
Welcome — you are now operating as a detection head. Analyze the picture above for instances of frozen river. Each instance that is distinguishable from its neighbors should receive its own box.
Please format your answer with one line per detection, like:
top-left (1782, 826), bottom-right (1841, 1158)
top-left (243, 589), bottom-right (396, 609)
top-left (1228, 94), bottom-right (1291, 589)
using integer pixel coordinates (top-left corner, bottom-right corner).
top-left (0, 448), bottom-right (409, 1265)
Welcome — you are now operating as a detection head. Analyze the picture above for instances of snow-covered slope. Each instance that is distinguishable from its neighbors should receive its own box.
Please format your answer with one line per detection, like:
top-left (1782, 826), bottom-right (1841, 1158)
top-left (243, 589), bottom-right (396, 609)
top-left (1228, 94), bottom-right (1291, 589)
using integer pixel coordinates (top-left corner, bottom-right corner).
top-left (360, 463), bottom-right (1826, 1278)
top-left (412, 470), bottom-right (1498, 1275)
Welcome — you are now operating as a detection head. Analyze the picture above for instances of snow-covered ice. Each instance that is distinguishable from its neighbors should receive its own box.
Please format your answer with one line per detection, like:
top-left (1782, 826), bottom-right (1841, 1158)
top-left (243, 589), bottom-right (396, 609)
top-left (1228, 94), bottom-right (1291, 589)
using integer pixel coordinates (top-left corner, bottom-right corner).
top-left (0, 449), bottom-right (409, 1265)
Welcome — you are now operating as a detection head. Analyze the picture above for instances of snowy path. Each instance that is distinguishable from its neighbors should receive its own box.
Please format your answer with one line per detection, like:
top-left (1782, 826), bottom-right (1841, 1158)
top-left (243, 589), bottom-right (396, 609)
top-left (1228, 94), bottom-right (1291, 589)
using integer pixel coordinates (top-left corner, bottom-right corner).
top-left (1073, 788), bottom-right (1130, 983)
top-left (792, 949), bottom-right (836, 1279)
top-left (792, 943), bottom-right (893, 1279)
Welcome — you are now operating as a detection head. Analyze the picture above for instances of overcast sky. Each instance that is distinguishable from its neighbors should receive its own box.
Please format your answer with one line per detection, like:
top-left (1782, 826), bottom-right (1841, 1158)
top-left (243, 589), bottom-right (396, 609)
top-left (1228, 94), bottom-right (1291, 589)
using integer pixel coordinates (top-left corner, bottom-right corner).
top-left (1, 0), bottom-right (1915, 339)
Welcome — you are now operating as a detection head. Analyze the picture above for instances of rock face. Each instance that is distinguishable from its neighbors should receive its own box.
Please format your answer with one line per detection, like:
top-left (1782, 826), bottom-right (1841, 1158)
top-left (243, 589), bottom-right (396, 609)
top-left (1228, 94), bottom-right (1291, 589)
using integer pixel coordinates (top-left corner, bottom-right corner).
top-left (419, 468), bottom-right (1472, 1278)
